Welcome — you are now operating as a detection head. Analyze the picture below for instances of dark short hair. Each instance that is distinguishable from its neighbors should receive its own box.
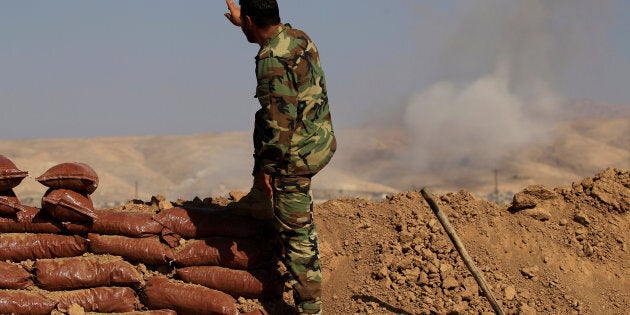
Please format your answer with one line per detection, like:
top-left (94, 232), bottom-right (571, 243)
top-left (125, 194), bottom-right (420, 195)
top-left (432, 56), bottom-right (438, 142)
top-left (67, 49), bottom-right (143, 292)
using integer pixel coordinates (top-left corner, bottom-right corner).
top-left (239, 0), bottom-right (281, 28)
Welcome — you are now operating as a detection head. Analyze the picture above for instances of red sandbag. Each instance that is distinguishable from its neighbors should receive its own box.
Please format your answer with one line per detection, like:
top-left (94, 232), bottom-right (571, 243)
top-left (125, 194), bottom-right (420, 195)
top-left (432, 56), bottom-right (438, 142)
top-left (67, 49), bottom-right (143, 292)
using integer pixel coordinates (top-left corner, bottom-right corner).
top-left (0, 155), bottom-right (28, 191)
top-left (64, 209), bottom-right (163, 237)
top-left (172, 237), bottom-right (276, 270)
top-left (16, 204), bottom-right (45, 220)
top-left (42, 188), bottom-right (97, 222)
top-left (36, 162), bottom-right (99, 194)
top-left (141, 277), bottom-right (238, 315)
top-left (0, 290), bottom-right (57, 315)
top-left (0, 206), bottom-right (65, 234)
top-left (0, 189), bottom-right (21, 216)
top-left (51, 287), bottom-right (139, 313)
top-left (0, 261), bottom-right (33, 289)
top-left (154, 207), bottom-right (270, 240)
top-left (88, 233), bottom-right (174, 265)
top-left (34, 255), bottom-right (144, 291)
top-left (176, 266), bottom-right (283, 298)
top-left (61, 221), bottom-right (91, 234)
top-left (0, 233), bottom-right (88, 262)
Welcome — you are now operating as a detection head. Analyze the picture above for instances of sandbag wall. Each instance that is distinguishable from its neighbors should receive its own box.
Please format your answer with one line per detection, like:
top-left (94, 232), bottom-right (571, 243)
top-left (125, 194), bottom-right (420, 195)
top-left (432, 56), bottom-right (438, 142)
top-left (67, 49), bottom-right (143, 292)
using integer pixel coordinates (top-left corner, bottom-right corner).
top-left (0, 155), bottom-right (282, 315)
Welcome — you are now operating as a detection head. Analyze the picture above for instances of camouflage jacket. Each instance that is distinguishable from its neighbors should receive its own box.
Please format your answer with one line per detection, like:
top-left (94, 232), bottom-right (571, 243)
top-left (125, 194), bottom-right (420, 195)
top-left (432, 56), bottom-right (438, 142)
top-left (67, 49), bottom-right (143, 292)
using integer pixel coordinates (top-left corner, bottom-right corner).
top-left (253, 24), bottom-right (336, 176)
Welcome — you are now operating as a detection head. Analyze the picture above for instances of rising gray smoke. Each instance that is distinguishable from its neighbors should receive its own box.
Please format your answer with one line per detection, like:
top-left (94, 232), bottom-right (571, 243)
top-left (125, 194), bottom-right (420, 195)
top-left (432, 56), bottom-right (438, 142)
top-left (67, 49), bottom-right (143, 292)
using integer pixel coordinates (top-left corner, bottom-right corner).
top-left (402, 0), bottom-right (620, 173)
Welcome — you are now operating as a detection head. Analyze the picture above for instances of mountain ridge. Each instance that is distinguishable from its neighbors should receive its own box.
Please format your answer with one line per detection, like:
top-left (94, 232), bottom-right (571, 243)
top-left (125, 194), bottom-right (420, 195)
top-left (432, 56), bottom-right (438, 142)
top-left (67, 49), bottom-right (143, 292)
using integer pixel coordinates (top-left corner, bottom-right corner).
top-left (3, 102), bottom-right (628, 208)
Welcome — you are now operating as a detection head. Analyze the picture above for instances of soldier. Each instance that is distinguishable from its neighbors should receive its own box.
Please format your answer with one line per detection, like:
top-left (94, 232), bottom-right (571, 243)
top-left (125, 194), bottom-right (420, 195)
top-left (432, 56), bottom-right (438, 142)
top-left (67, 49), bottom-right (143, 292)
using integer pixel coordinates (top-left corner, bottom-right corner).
top-left (224, 0), bottom-right (336, 314)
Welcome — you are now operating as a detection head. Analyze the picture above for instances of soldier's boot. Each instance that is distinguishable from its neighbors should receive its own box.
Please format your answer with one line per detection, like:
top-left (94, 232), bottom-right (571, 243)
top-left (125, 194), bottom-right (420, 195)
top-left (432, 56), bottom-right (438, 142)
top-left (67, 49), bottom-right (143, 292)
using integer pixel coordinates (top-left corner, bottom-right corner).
top-left (226, 184), bottom-right (273, 220)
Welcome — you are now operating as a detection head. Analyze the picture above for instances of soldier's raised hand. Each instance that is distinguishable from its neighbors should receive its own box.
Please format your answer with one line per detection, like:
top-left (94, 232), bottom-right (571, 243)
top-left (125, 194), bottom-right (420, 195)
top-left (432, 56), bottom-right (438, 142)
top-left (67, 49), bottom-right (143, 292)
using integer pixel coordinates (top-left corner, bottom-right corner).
top-left (224, 0), bottom-right (242, 27)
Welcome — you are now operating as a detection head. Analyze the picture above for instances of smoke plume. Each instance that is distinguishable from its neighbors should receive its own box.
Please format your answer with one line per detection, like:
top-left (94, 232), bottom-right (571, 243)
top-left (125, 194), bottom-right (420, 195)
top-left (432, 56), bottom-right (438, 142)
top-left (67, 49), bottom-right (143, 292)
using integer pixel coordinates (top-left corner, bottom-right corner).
top-left (402, 0), bottom-right (618, 173)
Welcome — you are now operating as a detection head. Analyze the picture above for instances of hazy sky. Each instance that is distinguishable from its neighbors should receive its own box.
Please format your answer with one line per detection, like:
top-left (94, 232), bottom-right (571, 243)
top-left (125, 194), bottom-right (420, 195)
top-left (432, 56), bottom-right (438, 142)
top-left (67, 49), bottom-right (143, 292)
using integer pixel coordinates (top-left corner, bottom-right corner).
top-left (1, 0), bottom-right (629, 139)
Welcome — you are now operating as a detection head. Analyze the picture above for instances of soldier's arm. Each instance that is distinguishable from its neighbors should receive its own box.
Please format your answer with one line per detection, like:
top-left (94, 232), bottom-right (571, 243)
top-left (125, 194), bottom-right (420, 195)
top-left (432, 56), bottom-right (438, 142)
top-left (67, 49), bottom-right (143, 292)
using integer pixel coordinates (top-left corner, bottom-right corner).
top-left (254, 56), bottom-right (298, 174)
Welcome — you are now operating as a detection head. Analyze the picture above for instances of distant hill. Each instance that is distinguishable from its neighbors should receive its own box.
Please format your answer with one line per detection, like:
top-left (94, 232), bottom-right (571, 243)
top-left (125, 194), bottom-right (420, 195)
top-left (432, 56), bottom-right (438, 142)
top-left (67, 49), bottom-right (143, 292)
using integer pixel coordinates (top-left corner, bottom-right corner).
top-left (3, 101), bottom-right (628, 207)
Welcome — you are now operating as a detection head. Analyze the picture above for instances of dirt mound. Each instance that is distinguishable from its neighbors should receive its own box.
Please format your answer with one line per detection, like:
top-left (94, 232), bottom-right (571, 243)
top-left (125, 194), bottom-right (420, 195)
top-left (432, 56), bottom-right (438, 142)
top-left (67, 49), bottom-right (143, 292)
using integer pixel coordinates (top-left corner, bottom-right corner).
top-left (308, 167), bottom-right (629, 315)
top-left (99, 167), bottom-right (629, 314)
top-left (0, 167), bottom-right (626, 314)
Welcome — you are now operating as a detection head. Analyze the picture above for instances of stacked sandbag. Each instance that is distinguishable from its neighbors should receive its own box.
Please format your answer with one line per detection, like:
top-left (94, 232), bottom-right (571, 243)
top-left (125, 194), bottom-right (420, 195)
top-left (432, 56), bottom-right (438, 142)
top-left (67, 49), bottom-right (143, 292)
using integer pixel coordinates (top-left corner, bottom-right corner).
top-left (0, 253), bottom-right (152, 313)
top-left (0, 261), bottom-right (33, 289)
top-left (0, 156), bottom-right (278, 314)
top-left (33, 163), bottom-right (153, 312)
top-left (0, 233), bottom-right (88, 261)
top-left (140, 276), bottom-right (239, 315)
top-left (127, 206), bottom-right (283, 313)
top-left (0, 189), bottom-right (23, 217)
top-left (0, 158), bottom-right (66, 235)
top-left (88, 233), bottom-right (174, 265)
top-left (153, 207), bottom-right (284, 298)
top-left (0, 205), bottom-right (69, 235)
top-left (65, 208), bottom-right (164, 237)
top-left (171, 235), bottom-right (277, 270)
top-left (82, 208), bottom-right (279, 313)
top-left (0, 155), bottom-right (28, 218)
top-left (49, 287), bottom-right (141, 313)
top-left (176, 265), bottom-right (284, 299)
top-left (38, 162), bottom-right (99, 223)
top-left (0, 160), bottom-right (90, 264)
top-left (0, 159), bottom-right (108, 313)
top-left (154, 207), bottom-right (277, 269)
top-left (36, 239), bottom-right (146, 311)
top-left (0, 290), bottom-right (57, 315)
top-left (33, 255), bottom-right (144, 291)
top-left (154, 206), bottom-right (273, 246)
top-left (0, 156), bottom-right (61, 232)
top-left (0, 161), bottom-right (143, 313)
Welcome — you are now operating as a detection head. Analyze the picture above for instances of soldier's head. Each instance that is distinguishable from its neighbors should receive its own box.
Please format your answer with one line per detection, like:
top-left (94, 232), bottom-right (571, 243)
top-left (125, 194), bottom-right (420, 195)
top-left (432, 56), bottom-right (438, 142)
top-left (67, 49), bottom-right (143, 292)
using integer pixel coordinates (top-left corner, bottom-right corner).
top-left (239, 0), bottom-right (281, 44)
top-left (239, 0), bottom-right (280, 28)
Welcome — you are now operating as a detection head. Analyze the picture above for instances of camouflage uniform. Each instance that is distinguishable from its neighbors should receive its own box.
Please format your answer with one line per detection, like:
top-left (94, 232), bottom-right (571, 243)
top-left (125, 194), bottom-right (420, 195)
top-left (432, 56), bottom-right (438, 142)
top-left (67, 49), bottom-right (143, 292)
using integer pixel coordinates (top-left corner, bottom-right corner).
top-left (253, 23), bottom-right (336, 314)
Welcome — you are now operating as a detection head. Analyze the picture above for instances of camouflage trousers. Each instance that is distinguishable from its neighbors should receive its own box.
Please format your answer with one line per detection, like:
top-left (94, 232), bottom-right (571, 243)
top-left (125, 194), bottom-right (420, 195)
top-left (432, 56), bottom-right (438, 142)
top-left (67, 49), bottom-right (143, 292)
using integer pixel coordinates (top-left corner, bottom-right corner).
top-left (272, 175), bottom-right (322, 315)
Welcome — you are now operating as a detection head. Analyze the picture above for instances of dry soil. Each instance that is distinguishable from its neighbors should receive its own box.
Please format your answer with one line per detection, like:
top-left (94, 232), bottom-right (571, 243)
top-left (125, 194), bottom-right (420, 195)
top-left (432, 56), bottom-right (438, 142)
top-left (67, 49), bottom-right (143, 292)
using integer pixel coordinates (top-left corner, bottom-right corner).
top-left (229, 167), bottom-right (629, 315)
